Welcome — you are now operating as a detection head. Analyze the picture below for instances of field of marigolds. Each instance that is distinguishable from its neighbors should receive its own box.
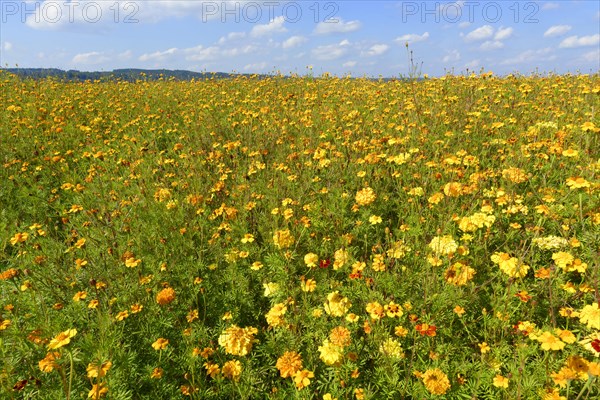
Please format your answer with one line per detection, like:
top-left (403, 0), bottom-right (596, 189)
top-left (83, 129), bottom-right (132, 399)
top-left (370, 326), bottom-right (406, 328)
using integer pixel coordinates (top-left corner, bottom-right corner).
top-left (0, 70), bottom-right (599, 400)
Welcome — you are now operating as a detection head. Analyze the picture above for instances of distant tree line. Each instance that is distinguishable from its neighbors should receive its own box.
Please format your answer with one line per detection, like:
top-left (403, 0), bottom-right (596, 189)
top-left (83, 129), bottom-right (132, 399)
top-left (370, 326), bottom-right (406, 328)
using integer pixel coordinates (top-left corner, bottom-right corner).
top-left (1, 68), bottom-right (263, 82)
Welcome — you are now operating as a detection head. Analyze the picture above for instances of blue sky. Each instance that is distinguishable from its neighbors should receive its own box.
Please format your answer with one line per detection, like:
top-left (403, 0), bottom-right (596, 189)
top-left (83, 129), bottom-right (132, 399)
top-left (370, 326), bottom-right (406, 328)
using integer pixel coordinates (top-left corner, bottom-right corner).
top-left (1, 1), bottom-right (598, 76)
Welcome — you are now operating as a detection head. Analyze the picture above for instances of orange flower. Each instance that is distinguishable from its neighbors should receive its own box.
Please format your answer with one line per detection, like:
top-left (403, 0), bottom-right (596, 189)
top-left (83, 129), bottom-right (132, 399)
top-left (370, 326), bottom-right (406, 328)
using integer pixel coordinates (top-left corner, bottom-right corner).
top-left (48, 329), bottom-right (77, 350)
top-left (151, 338), bottom-right (169, 350)
top-left (156, 287), bottom-right (176, 305)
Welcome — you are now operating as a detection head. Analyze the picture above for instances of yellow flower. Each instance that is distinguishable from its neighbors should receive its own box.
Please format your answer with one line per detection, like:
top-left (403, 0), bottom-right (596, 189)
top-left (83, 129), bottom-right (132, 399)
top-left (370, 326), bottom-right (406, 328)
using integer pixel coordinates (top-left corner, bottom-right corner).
top-left (453, 305), bottom-right (465, 316)
top-left (48, 328), bottom-right (77, 350)
top-left (266, 303), bottom-right (287, 328)
top-left (39, 352), bottom-right (60, 373)
top-left (333, 248), bottom-right (349, 270)
top-left (150, 367), bottom-right (164, 379)
top-left (88, 382), bottom-right (108, 399)
top-left (324, 291), bottom-right (351, 317)
top-left (429, 235), bottom-right (458, 255)
top-left (492, 375), bottom-right (509, 388)
top-left (86, 361), bottom-right (112, 378)
top-left (379, 338), bottom-right (404, 359)
top-left (218, 325), bottom-right (258, 356)
top-left (241, 233), bottom-right (254, 243)
top-left (536, 331), bottom-right (565, 351)
top-left (566, 176), bottom-right (590, 189)
top-left (304, 253), bottom-right (319, 268)
top-left (369, 215), bottom-right (382, 225)
top-left (276, 351), bottom-right (303, 378)
top-left (301, 278), bottom-right (317, 292)
top-left (222, 360), bottom-right (242, 381)
top-left (578, 303), bottom-right (600, 330)
top-left (273, 229), bottom-right (295, 249)
top-left (152, 338), bottom-right (169, 351)
top-left (9, 232), bottom-right (29, 245)
top-left (444, 262), bottom-right (476, 286)
top-left (125, 257), bottom-right (141, 268)
top-left (318, 339), bottom-right (343, 365)
top-left (355, 187), bottom-right (376, 206)
top-left (293, 369), bottom-right (314, 390)
top-left (421, 368), bottom-right (451, 395)
top-left (478, 342), bottom-right (490, 354)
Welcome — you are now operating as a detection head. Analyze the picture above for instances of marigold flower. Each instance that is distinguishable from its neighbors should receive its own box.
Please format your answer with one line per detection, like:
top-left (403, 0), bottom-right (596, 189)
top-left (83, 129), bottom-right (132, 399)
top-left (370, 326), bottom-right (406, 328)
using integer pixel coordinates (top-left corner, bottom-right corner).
top-left (421, 368), bottom-right (451, 395)
top-left (39, 352), bottom-right (60, 373)
top-left (276, 351), bottom-right (303, 378)
top-left (536, 331), bottom-right (565, 351)
top-left (88, 382), bottom-right (108, 399)
top-left (48, 329), bottom-right (77, 350)
top-left (152, 338), bottom-right (169, 351)
top-left (293, 369), bottom-right (314, 389)
top-left (218, 325), bottom-right (258, 356)
top-left (273, 229), bottom-right (294, 249)
top-left (86, 361), bottom-right (112, 378)
top-left (493, 375), bottom-right (509, 388)
top-left (355, 187), bottom-right (376, 206)
top-left (9, 232), bottom-right (28, 245)
top-left (318, 339), bottom-right (343, 365)
top-left (578, 303), bottom-right (600, 330)
top-left (304, 253), bottom-right (319, 268)
top-left (156, 287), bottom-right (176, 305)
top-left (324, 291), bottom-right (351, 317)
top-left (222, 360), bottom-right (242, 381)
top-left (379, 338), bottom-right (404, 359)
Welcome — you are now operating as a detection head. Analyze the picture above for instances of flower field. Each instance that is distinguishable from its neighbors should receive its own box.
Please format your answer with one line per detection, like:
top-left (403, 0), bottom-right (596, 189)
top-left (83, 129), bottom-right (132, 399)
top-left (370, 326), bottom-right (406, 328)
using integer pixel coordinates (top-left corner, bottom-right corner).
top-left (1, 70), bottom-right (599, 399)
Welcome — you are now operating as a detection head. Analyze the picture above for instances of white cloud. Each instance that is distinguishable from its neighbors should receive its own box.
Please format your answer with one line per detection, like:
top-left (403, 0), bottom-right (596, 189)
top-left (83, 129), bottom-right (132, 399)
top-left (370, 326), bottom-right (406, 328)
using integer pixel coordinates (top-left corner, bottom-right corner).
top-left (118, 50), bottom-right (133, 60)
top-left (314, 18), bottom-right (361, 35)
top-left (542, 2), bottom-right (559, 10)
top-left (442, 50), bottom-right (461, 63)
top-left (72, 51), bottom-right (110, 65)
top-left (282, 35), bottom-right (307, 49)
top-left (218, 32), bottom-right (246, 44)
top-left (363, 44), bottom-right (389, 57)
top-left (494, 27), bottom-right (513, 41)
top-left (311, 40), bottom-right (351, 61)
top-left (395, 32), bottom-right (430, 44)
top-left (244, 62), bottom-right (268, 71)
top-left (458, 21), bottom-right (471, 29)
top-left (544, 25), bottom-right (572, 37)
top-left (580, 48), bottom-right (600, 63)
top-left (559, 34), bottom-right (600, 48)
top-left (3, 42), bottom-right (12, 51)
top-left (465, 25), bottom-right (494, 41)
top-left (501, 48), bottom-right (555, 65)
top-left (139, 47), bottom-right (178, 62)
top-left (480, 40), bottom-right (504, 51)
top-left (343, 61), bottom-right (357, 68)
top-left (250, 16), bottom-right (287, 37)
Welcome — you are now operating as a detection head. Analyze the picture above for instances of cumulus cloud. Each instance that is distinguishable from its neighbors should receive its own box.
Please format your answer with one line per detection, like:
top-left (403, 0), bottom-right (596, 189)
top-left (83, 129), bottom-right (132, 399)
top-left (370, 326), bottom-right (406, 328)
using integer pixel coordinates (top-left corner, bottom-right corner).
top-left (243, 62), bottom-right (268, 71)
top-left (314, 18), bottom-right (361, 35)
top-left (218, 32), bottom-right (246, 44)
top-left (311, 40), bottom-right (351, 60)
top-left (250, 16), bottom-right (287, 37)
top-left (544, 25), bottom-right (572, 37)
top-left (480, 40), bottom-right (504, 51)
top-left (282, 35), bottom-right (307, 49)
top-left (494, 27), bottom-right (513, 41)
top-left (465, 25), bottom-right (494, 41)
top-left (139, 47), bottom-right (178, 62)
top-left (394, 32), bottom-right (430, 44)
top-left (3, 42), bottom-right (12, 51)
top-left (559, 34), bottom-right (600, 48)
top-left (363, 44), bottom-right (389, 57)
top-left (501, 48), bottom-right (555, 65)
top-left (72, 51), bottom-right (110, 64)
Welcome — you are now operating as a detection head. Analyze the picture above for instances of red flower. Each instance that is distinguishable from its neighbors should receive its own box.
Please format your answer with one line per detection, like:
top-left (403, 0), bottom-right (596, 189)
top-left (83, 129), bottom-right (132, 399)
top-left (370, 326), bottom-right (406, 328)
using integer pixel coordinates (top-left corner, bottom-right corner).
top-left (416, 323), bottom-right (437, 337)
top-left (319, 259), bottom-right (331, 269)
